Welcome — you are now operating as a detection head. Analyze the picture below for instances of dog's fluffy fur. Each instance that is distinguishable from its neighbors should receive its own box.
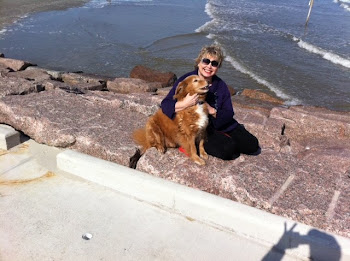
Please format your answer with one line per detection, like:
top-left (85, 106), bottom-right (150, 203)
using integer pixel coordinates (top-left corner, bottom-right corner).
top-left (133, 75), bottom-right (209, 165)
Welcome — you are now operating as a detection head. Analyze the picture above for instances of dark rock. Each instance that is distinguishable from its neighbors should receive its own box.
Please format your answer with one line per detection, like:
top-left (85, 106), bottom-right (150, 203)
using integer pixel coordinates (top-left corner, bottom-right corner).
top-left (130, 65), bottom-right (177, 87)
top-left (107, 78), bottom-right (160, 94)
top-left (0, 53), bottom-right (4, 58)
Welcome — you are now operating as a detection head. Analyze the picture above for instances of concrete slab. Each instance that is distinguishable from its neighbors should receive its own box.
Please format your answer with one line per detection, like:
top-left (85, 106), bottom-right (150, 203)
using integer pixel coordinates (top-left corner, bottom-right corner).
top-left (0, 140), bottom-right (282, 261)
top-left (57, 150), bottom-right (350, 261)
top-left (1, 136), bottom-right (349, 260)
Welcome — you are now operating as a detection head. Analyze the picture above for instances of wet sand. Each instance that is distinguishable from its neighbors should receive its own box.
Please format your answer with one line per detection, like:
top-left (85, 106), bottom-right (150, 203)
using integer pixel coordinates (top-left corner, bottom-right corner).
top-left (0, 0), bottom-right (89, 28)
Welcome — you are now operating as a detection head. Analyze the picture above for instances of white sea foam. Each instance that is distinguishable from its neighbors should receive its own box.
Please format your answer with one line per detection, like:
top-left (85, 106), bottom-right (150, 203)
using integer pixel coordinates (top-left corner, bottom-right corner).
top-left (84, 0), bottom-right (151, 8)
top-left (204, 2), bottom-right (214, 19)
top-left (293, 37), bottom-right (350, 69)
top-left (206, 33), bottom-right (215, 39)
top-left (0, 29), bottom-right (7, 35)
top-left (225, 55), bottom-right (300, 104)
top-left (333, 0), bottom-right (350, 11)
top-left (195, 2), bottom-right (215, 33)
top-left (195, 21), bottom-right (212, 33)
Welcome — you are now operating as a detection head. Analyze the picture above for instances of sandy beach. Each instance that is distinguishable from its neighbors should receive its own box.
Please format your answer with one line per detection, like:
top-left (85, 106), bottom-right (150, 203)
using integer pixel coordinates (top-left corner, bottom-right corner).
top-left (0, 0), bottom-right (89, 28)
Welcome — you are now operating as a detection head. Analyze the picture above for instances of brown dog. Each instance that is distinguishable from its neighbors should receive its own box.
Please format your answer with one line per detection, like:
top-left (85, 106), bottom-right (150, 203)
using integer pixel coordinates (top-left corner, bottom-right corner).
top-left (133, 75), bottom-right (209, 165)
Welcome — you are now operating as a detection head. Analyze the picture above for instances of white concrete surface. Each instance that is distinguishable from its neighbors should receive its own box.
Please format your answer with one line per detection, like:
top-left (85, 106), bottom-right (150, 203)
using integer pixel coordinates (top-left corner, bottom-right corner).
top-left (1, 129), bottom-right (350, 260)
top-left (57, 150), bottom-right (350, 261)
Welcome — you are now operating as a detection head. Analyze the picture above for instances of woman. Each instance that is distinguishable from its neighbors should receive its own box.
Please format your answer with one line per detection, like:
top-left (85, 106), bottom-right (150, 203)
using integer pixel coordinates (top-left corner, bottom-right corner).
top-left (161, 45), bottom-right (259, 160)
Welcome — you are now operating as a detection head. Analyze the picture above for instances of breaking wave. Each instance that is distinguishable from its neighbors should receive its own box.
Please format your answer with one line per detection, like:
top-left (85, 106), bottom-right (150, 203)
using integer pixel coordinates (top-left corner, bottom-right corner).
top-left (293, 37), bottom-right (350, 69)
top-left (225, 54), bottom-right (300, 104)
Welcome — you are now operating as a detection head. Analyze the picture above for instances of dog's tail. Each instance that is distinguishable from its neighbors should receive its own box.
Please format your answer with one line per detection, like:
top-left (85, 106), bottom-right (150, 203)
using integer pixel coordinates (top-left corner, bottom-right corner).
top-left (132, 128), bottom-right (148, 153)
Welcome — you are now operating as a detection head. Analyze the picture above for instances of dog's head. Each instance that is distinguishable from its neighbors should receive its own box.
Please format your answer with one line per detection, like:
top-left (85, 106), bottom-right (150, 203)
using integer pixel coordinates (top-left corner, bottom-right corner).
top-left (173, 75), bottom-right (209, 102)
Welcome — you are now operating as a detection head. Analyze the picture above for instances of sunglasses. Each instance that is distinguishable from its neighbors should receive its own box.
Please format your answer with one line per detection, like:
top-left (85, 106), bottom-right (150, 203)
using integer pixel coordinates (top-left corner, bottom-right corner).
top-left (201, 58), bottom-right (219, 67)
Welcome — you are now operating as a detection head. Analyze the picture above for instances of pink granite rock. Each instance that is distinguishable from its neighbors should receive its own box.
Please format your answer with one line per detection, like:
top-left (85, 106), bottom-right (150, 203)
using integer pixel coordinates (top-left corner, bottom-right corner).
top-left (61, 72), bottom-right (107, 91)
top-left (5, 67), bottom-right (52, 82)
top-left (130, 65), bottom-right (177, 87)
top-left (0, 57), bottom-right (34, 71)
top-left (0, 89), bottom-right (158, 166)
top-left (107, 78), bottom-right (161, 94)
top-left (241, 89), bottom-right (284, 104)
top-left (0, 76), bottom-right (44, 97)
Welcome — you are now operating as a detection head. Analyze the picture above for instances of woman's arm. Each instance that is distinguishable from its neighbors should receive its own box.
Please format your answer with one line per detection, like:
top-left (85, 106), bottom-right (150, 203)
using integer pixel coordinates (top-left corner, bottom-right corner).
top-left (175, 93), bottom-right (198, 112)
top-left (161, 71), bottom-right (197, 119)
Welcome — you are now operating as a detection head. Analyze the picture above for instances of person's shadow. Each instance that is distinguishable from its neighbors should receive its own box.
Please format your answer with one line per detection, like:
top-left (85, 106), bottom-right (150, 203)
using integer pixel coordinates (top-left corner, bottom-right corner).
top-left (262, 222), bottom-right (341, 261)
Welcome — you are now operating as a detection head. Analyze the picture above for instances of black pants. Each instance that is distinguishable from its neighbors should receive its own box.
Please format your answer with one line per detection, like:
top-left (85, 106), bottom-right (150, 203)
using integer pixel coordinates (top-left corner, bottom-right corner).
top-left (204, 124), bottom-right (260, 160)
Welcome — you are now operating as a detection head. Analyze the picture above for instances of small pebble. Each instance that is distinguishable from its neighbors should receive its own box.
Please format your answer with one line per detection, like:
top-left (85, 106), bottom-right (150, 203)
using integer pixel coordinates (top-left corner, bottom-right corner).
top-left (82, 233), bottom-right (93, 240)
top-left (305, 146), bottom-right (311, 150)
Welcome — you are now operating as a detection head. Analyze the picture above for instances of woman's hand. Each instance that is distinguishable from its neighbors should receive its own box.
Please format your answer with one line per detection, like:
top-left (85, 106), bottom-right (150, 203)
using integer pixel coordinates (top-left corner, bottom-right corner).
top-left (206, 102), bottom-right (217, 118)
top-left (175, 93), bottom-right (198, 112)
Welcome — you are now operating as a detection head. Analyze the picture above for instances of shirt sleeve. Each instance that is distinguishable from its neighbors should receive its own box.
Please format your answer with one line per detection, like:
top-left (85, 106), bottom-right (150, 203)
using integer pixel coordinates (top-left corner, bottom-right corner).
top-left (160, 71), bottom-right (195, 119)
top-left (160, 84), bottom-right (177, 119)
top-left (210, 81), bottom-right (235, 130)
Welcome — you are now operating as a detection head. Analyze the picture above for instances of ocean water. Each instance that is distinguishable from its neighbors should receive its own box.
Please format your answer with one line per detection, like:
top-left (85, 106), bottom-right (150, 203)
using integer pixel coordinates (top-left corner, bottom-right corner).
top-left (0, 0), bottom-right (349, 111)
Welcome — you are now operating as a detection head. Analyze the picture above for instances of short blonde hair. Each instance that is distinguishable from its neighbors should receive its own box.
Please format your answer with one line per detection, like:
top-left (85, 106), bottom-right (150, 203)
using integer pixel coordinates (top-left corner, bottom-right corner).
top-left (195, 45), bottom-right (224, 68)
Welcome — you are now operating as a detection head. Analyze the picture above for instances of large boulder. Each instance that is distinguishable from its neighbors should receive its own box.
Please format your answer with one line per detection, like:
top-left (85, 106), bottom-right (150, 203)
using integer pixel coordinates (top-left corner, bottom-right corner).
top-left (130, 65), bottom-right (177, 87)
top-left (0, 89), bottom-right (164, 166)
top-left (0, 57), bottom-right (35, 71)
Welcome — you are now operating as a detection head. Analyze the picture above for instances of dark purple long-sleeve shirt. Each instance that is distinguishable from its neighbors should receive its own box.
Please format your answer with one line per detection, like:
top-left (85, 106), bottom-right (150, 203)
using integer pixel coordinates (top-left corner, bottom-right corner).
top-left (161, 70), bottom-right (238, 133)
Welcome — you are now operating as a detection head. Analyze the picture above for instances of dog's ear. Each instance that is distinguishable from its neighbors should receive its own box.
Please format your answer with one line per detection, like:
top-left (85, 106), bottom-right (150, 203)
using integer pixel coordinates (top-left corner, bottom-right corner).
top-left (173, 81), bottom-right (187, 100)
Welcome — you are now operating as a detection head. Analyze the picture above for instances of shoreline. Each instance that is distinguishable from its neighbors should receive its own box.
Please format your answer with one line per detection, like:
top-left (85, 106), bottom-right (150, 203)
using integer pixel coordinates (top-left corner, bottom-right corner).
top-left (0, 0), bottom-right (90, 29)
top-left (1, 53), bottom-right (349, 115)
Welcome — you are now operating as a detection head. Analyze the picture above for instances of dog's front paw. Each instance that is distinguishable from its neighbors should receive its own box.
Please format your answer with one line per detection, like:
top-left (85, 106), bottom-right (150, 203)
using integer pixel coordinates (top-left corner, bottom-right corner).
top-left (200, 151), bottom-right (208, 160)
top-left (156, 146), bottom-right (166, 154)
top-left (194, 157), bottom-right (206, 166)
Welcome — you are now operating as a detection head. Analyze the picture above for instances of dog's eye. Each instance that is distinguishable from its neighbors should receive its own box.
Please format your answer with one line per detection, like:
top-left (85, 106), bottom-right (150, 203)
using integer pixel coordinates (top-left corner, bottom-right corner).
top-left (194, 79), bottom-right (198, 82)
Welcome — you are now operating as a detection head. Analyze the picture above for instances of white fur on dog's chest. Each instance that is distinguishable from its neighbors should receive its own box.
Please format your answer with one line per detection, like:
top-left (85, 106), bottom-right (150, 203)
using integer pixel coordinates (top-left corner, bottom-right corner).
top-left (195, 104), bottom-right (208, 128)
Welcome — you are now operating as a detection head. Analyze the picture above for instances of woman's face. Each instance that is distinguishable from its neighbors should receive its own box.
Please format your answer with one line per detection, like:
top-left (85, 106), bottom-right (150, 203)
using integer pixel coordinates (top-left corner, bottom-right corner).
top-left (197, 55), bottom-right (219, 81)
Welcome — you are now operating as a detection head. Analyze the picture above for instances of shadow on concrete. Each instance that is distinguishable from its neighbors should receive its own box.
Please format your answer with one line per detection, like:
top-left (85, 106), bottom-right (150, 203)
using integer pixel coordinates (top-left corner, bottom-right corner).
top-left (262, 222), bottom-right (341, 261)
